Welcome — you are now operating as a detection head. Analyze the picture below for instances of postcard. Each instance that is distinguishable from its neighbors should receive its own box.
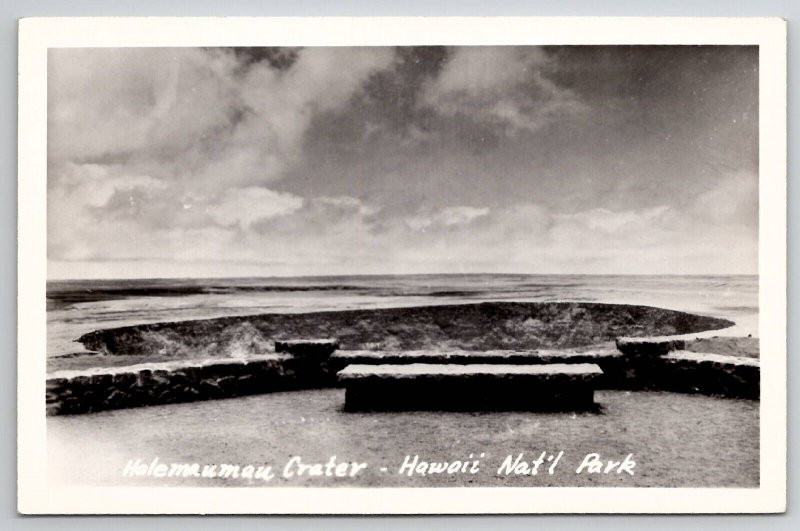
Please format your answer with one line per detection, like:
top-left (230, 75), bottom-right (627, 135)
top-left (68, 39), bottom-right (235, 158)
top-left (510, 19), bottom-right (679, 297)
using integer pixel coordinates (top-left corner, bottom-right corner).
top-left (17, 16), bottom-right (787, 514)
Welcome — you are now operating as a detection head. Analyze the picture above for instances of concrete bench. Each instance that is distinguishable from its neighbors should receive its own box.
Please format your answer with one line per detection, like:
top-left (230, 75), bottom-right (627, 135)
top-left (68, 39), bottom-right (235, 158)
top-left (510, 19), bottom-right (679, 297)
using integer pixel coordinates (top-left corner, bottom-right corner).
top-left (337, 363), bottom-right (603, 412)
top-left (330, 348), bottom-right (619, 369)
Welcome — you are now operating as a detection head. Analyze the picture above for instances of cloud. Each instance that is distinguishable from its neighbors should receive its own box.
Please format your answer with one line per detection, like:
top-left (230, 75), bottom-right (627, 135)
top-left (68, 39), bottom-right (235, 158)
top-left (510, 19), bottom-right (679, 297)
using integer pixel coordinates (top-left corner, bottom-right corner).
top-left (48, 192), bottom-right (757, 277)
top-left (207, 187), bottom-right (304, 228)
top-left (48, 48), bottom-right (240, 164)
top-left (48, 47), bottom-right (394, 264)
top-left (52, 162), bottom-right (167, 209)
top-left (46, 46), bottom-right (758, 278)
top-left (692, 170), bottom-right (758, 225)
top-left (406, 206), bottom-right (490, 230)
top-left (432, 47), bottom-right (548, 93)
top-left (554, 206), bottom-right (672, 236)
top-left (421, 46), bottom-right (585, 134)
top-left (383, 199), bottom-right (755, 275)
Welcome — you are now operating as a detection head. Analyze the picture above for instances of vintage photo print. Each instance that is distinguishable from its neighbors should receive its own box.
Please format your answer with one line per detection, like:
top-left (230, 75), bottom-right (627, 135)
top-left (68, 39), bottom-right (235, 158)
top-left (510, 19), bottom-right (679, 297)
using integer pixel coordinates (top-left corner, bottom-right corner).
top-left (17, 17), bottom-right (787, 514)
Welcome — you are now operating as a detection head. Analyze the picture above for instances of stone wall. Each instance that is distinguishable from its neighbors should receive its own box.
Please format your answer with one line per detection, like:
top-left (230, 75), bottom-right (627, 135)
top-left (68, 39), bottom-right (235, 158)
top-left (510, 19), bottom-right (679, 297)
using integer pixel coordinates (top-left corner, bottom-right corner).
top-left (610, 335), bottom-right (760, 398)
top-left (657, 351), bottom-right (760, 399)
top-left (47, 333), bottom-right (760, 415)
top-left (46, 354), bottom-right (329, 415)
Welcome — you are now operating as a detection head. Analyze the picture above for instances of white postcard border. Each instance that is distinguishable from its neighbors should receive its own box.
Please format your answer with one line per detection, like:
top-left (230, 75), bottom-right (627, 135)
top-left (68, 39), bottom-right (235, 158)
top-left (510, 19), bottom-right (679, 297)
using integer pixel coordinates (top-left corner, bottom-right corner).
top-left (17, 16), bottom-right (787, 514)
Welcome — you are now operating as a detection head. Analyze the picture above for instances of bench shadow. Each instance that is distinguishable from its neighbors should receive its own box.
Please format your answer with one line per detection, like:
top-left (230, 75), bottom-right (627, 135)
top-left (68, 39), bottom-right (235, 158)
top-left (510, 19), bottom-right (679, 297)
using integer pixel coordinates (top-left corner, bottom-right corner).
top-left (341, 400), bottom-right (606, 415)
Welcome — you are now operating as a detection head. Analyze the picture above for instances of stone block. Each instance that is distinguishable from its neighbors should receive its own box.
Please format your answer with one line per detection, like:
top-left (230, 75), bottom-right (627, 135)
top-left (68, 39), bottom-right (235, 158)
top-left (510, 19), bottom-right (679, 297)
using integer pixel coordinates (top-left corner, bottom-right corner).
top-left (616, 336), bottom-right (686, 357)
top-left (658, 351), bottom-right (759, 399)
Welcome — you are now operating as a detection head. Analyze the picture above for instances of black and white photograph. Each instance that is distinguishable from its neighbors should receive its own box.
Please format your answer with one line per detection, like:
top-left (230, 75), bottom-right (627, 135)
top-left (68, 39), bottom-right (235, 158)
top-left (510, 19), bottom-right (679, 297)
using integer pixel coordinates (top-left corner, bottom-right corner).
top-left (17, 17), bottom-right (787, 514)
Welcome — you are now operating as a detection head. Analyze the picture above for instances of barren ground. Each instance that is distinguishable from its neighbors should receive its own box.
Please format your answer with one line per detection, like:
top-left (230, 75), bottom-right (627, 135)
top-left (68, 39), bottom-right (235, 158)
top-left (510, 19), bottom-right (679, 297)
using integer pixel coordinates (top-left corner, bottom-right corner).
top-left (47, 388), bottom-right (759, 488)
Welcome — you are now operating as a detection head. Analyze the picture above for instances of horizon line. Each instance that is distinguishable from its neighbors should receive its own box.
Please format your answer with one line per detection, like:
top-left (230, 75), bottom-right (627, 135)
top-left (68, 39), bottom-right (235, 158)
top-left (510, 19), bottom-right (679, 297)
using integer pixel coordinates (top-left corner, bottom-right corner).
top-left (46, 272), bottom-right (760, 283)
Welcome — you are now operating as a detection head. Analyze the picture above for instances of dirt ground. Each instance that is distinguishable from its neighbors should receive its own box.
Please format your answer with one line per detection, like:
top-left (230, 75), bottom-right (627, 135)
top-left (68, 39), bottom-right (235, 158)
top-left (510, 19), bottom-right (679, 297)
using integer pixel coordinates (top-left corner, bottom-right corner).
top-left (45, 305), bottom-right (758, 489)
top-left (685, 336), bottom-right (760, 358)
top-left (47, 388), bottom-right (759, 488)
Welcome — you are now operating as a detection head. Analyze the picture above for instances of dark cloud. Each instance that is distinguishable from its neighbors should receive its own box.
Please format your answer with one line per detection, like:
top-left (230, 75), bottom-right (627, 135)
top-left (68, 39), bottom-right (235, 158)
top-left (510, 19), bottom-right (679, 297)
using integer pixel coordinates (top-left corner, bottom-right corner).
top-left (226, 47), bottom-right (301, 71)
top-left (360, 46), bottom-right (449, 130)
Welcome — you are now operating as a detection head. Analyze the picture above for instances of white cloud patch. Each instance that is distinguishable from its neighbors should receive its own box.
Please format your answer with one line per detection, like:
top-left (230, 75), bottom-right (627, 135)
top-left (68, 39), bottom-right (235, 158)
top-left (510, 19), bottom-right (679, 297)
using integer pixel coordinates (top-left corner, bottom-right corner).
top-left (407, 206), bottom-right (489, 230)
top-left (208, 187), bottom-right (304, 229)
top-left (554, 206), bottom-right (672, 235)
top-left (53, 162), bottom-right (167, 209)
top-left (315, 196), bottom-right (378, 217)
top-left (422, 46), bottom-right (585, 134)
top-left (48, 47), bottom-right (394, 265)
top-left (48, 48), bottom-right (239, 164)
top-left (433, 47), bottom-right (548, 93)
top-left (692, 170), bottom-right (758, 225)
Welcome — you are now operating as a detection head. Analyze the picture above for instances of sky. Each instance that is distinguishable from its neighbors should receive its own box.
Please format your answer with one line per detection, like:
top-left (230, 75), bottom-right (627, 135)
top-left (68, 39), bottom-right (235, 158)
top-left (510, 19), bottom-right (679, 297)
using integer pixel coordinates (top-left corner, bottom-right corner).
top-left (47, 46), bottom-right (758, 279)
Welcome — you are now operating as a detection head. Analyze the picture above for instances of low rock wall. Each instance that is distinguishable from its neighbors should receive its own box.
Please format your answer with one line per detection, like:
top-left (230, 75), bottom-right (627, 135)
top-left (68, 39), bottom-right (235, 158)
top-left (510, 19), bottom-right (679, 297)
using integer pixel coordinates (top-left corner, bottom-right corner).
top-left (656, 351), bottom-right (760, 399)
top-left (609, 336), bottom-right (760, 397)
top-left (47, 334), bottom-right (760, 415)
top-left (46, 354), bottom-right (331, 415)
